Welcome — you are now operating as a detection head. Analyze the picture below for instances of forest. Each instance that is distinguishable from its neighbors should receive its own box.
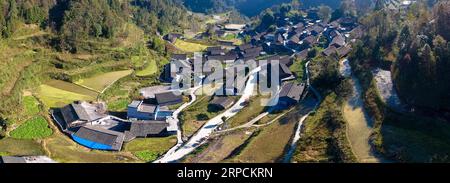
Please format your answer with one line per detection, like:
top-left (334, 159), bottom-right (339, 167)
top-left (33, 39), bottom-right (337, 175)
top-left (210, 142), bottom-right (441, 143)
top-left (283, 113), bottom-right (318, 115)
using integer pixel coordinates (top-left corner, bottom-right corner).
top-left (0, 0), bottom-right (189, 52)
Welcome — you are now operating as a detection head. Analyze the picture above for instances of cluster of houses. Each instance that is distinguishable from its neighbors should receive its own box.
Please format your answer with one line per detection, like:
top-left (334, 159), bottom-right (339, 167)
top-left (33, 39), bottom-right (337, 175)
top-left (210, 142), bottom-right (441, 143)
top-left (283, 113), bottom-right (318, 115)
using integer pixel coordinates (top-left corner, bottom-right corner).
top-left (243, 9), bottom-right (362, 61)
top-left (52, 85), bottom-right (184, 151)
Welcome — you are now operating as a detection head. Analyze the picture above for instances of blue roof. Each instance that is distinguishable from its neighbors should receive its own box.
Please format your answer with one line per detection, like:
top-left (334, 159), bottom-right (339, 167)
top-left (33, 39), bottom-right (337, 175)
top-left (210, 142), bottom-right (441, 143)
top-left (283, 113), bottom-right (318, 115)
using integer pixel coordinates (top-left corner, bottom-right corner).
top-left (72, 134), bottom-right (113, 150)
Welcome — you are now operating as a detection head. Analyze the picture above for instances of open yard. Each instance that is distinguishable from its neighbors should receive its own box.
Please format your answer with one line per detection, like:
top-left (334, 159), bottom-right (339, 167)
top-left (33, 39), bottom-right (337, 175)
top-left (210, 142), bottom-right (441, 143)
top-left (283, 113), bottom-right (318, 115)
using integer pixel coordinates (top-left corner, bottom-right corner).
top-left (10, 116), bottom-right (53, 139)
top-left (124, 136), bottom-right (177, 162)
top-left (173, 40), bottom-right (208, 53)
top-left (75, 70), bottom-right (133, 92)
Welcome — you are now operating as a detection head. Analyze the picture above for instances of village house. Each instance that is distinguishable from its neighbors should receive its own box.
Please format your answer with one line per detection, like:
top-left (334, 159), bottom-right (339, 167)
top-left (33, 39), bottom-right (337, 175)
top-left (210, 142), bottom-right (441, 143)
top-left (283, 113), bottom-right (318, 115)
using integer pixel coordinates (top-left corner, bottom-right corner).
top-left (127, 101), bottom-right (159, 120)
top-left (155, 91), bottom-right (183, 106)
top-left (209, 97), bottom-right (235, 111)
top-left (276, 82), bottom-right (307, 108)
top-left (165, 33), bottom-right (184, 43)
top-left (71, 126), bottom-right (125, 151)
top-left (124, 120), bottom-right (171, 141)
top-left (57, 101), bottom-right (108, 132)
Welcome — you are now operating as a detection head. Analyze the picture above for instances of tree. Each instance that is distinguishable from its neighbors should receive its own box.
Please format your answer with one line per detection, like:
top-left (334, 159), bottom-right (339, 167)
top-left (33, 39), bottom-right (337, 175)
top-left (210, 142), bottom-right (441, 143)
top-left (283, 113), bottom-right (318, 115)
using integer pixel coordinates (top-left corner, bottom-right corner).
top-left (318, 5), bottom-right (332, 22)
top-left (434, 1), bottom-right (450, 40)
top-left (291, 0), bottom-right (302, 10)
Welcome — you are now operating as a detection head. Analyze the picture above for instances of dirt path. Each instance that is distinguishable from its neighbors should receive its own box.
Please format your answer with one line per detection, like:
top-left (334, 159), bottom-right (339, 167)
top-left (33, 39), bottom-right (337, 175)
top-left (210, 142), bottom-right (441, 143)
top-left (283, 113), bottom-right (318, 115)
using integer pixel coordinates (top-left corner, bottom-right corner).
top-left (343, 76), bottom-right (383, 163)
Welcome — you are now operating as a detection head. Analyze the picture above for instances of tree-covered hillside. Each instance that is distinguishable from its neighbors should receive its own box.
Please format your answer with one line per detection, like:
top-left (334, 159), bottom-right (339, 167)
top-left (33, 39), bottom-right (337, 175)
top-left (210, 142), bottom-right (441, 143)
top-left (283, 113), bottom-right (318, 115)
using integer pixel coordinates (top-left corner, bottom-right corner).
top-left (0, 0), bottom-right (189, 52)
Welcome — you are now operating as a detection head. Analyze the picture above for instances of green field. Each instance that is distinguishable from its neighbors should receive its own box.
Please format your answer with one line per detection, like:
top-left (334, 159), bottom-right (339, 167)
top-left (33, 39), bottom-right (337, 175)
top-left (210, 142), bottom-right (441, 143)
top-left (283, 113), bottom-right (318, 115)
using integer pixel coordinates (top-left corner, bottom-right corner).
top-left (136, 59), bottom-right (158, 77)
top-left (124, 136), bottom-right (177, 162)
top-left (46, 80), bottom-right (99, 97)
top-left (75, 70), bottom-right (133, 92)
top-left (23, 96), bottom-right (40, 116)
top-left (10, 116), bottom-right (53, 139)
top-left (37, 84), bottom-right (95, 108)
top-left (173, 40), bottom-right (208, 53)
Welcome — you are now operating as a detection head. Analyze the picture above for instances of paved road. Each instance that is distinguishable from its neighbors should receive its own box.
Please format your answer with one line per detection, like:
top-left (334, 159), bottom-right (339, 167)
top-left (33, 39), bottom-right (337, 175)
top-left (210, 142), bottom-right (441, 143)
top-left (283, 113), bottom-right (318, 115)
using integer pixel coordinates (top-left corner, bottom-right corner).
top-left (159, 84), bottom-right (203, 159)
top-left (154, 67), bottom-right (261, 163)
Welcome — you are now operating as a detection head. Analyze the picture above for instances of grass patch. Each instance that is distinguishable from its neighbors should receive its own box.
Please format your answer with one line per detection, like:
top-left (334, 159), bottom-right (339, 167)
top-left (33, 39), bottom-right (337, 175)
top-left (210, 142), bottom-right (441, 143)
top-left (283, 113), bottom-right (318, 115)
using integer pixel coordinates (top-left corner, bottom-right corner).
top-left (174, 39), bottom-right (208, 53)
top-left (10, 116), bottom-right (53, 139)
top-left (124, 136), bottom-right (177, 162)
top-left (180, 95), bottom-right (216, 138)
top-left (290, 58), bottom-right (307, 82)
top-left (227, 95), bottom-right (269, 128)
top-left (136, 59), bottom-right (157, 77)
top-left (0, 138), bottom-right (45, 156)
top-left (75, 70), bottom-right (133, 92)
top-left (107, 99), bottom-right (130, 112)
top-left (23, 96), bottom-right (40, 116)
top-left (36, 84), bottom-right (95, 108)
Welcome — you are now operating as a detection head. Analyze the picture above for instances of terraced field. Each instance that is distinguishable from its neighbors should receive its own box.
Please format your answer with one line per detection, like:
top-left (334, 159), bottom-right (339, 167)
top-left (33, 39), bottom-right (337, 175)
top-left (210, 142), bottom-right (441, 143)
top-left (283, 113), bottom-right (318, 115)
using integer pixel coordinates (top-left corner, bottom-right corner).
top-left (36, 81), bottom-right (97, 108)
top-left (75, 70), bottom-right (133, 92)
top-left (174, 40), bottom-right (208, 53)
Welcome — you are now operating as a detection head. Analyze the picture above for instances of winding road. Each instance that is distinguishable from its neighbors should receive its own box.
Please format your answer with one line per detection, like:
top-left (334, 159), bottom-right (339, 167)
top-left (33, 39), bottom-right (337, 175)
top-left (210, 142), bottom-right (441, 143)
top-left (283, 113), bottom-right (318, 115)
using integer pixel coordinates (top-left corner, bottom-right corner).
top-left (154, 67), bottom-right (261, 163)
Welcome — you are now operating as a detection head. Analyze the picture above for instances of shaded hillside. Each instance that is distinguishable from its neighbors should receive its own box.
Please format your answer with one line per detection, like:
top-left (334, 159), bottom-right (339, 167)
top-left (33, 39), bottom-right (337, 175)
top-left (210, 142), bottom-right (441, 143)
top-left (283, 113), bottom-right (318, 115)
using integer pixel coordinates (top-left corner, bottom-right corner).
top-left (182, 0), bottom-right (342, 16)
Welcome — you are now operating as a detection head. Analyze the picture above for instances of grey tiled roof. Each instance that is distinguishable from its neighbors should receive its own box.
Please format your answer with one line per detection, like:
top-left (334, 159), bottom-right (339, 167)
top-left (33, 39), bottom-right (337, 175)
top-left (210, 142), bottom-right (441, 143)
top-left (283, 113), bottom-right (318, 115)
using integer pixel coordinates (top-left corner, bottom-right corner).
top-left (74, 126), bottom-right (124, 151)
top-left (279, 82), bottom-right (306, 101)
top-left (128, 120), bottom-right (169, 137)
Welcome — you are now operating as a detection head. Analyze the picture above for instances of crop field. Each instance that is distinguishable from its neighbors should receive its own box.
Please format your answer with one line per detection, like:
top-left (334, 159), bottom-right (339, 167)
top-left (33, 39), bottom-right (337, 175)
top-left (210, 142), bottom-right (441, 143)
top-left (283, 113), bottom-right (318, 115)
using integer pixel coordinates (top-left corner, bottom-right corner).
top-left (75, 70), bottom-right (133, 92)
top-left (36, 84), bottom-right (96, 108)
top-left (10, 116), bottom-right (53, 139)
top-left (174, 40), bottom-right (208, 53)
top-left (124, 136), bottom-right (177, 162)
top-left (23, 96), bottom-right (40, 116)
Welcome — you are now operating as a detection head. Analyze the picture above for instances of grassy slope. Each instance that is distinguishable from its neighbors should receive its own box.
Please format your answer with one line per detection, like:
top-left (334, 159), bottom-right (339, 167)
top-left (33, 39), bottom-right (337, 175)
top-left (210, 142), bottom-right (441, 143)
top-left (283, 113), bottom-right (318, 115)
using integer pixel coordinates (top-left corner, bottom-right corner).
top-left (23, 96), bottom-right (40, 116)
top-left (230, 108), bottom-right (301, 163)
top-left (124, 136), bottom-right (177, 162)
top-left (293, 94), bottom-right (357, 163)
